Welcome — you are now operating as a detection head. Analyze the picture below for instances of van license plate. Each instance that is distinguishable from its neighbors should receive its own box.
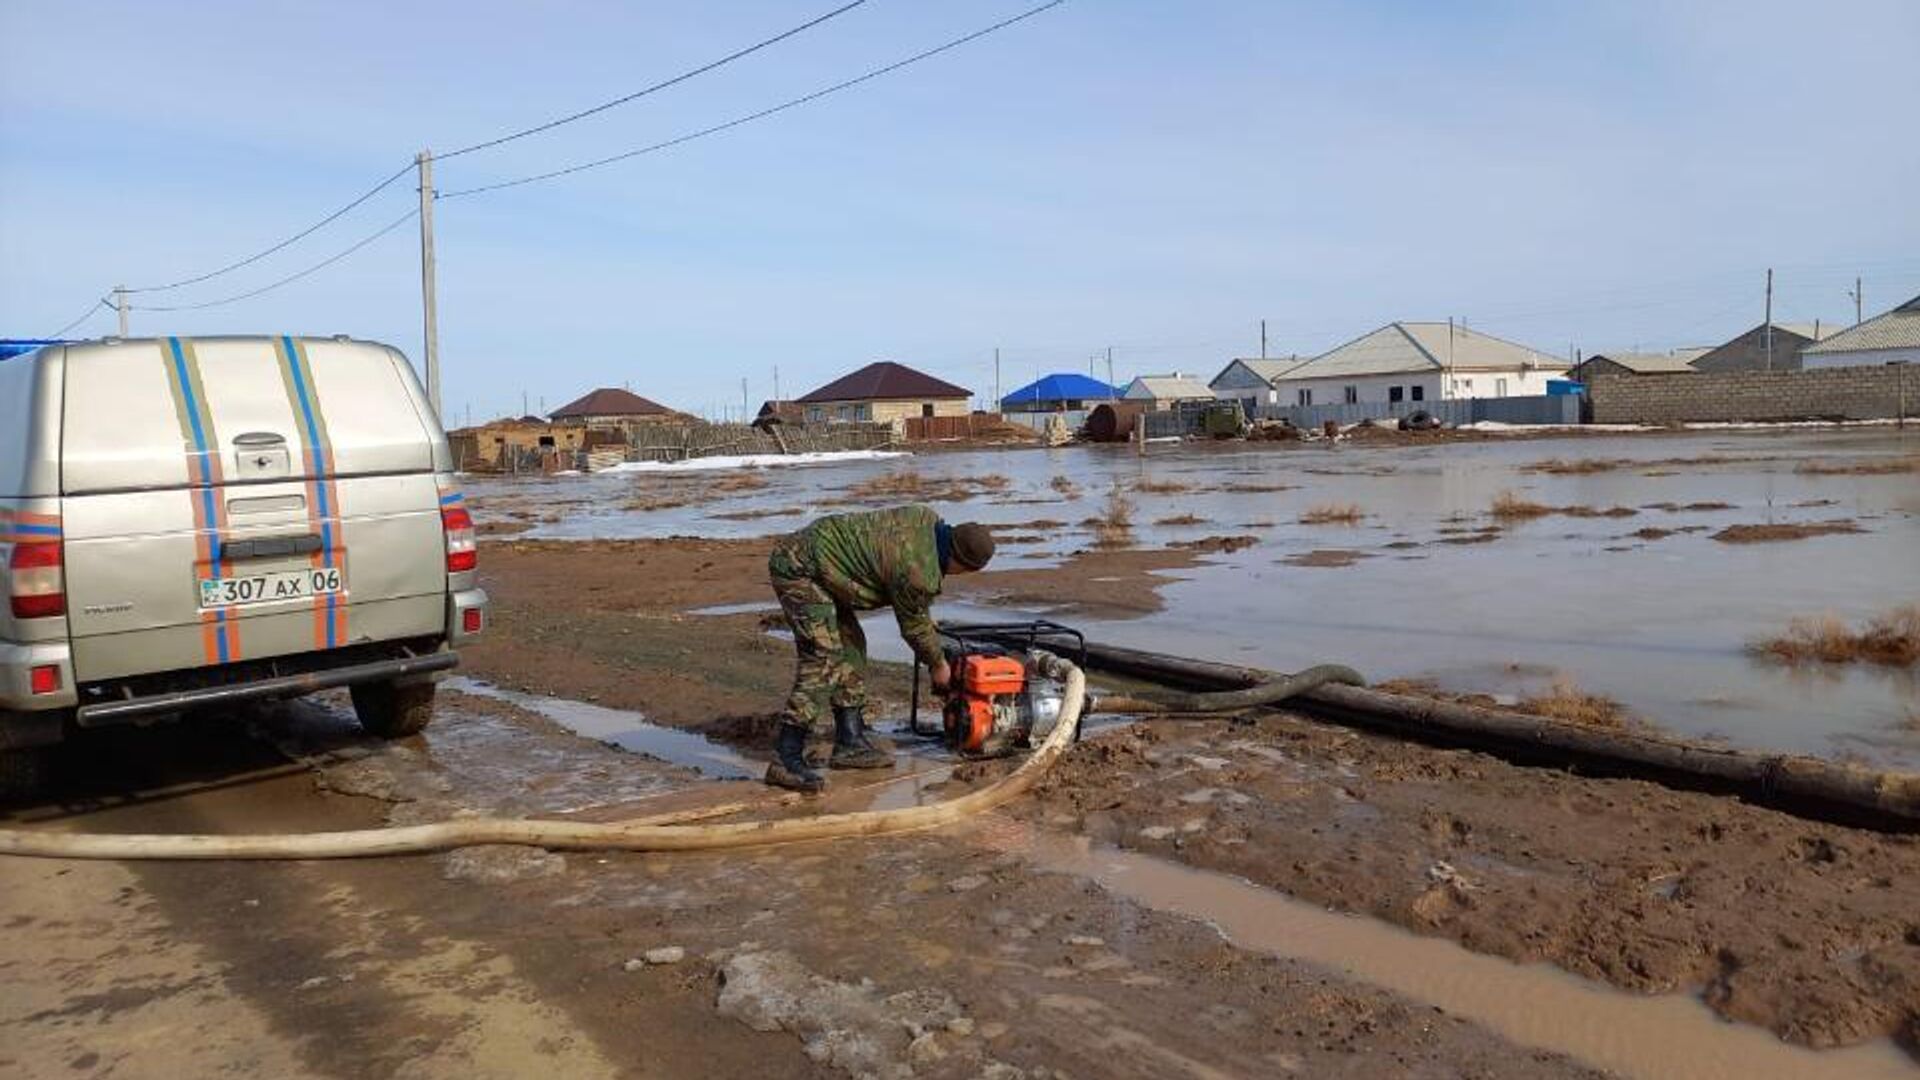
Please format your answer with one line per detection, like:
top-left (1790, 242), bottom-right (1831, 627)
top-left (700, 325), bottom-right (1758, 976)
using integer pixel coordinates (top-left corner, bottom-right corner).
top-left (198, 567), bottom-right (344, 610)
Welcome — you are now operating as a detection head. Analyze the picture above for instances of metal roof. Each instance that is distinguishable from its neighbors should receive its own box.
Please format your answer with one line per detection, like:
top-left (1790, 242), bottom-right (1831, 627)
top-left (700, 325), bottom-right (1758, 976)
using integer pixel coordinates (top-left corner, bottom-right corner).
top-left (1211, 357), bottom-right (1306, 387)
top-left (1001, 372), bottom-right (1117, 405)
top-left (549, 387), bottom-right (678, 418)
top-left (1124, 374), bottom-right (1214, 400)
top-left (1279, 322), bottom-right (1561, 380)
top-left (1579, 353), bottom-right (1699, 374)
top-left (1802, 294), bottom-right (1920, 355)
top-left (797, 361), bottom-right (971, 403)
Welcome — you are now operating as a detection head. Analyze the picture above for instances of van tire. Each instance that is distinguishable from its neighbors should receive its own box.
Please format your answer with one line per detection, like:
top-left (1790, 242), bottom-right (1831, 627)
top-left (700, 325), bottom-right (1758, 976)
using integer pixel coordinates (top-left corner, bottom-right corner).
top-left (0, 748), bottom-right (50, 805)
top-left (351, 681), bottom-right (435, 738)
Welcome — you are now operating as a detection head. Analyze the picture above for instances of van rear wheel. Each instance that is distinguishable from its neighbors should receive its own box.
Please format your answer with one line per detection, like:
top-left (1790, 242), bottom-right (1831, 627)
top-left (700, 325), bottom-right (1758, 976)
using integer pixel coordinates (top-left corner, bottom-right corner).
top-left (351, 681), bottom-right (435, 738)
top-left (0, 748), bottom-right (50, 805)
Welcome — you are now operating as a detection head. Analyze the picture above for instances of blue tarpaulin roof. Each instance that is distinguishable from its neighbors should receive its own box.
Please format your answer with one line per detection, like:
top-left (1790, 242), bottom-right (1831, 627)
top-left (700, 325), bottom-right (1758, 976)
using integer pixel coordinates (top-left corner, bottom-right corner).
top-left (0, 339), bottom-right (63, 362)
top-left (1000, 372), bottom-right (1117, 407)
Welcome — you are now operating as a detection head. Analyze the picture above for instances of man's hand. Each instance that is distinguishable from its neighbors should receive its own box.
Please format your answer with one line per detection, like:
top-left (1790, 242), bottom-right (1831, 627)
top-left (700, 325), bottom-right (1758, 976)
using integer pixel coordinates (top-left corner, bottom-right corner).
top-left (930, 659), bottom-right (953, 693)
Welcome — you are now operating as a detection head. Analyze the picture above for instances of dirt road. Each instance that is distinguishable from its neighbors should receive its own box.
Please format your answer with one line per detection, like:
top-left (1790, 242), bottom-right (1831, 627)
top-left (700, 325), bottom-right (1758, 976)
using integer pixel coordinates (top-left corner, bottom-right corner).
top-left (2, 536), bottom-right (1915, 1078)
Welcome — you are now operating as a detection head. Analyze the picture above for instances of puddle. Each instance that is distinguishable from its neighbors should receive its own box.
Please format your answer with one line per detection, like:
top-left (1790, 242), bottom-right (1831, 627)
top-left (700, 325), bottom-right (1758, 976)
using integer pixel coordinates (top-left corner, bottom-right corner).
top-left (443, 678), bottom-right (757, 780)
top-left (1002, 824), bottom-right (1914, 1080)
top-left (686, 600), bottom-right (778, 617)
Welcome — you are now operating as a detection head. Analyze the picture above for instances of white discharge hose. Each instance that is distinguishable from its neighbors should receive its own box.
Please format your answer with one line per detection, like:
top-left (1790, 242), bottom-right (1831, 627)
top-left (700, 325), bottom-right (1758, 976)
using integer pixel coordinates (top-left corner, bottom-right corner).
top-left (0, 658), bottom-right (1086, 862)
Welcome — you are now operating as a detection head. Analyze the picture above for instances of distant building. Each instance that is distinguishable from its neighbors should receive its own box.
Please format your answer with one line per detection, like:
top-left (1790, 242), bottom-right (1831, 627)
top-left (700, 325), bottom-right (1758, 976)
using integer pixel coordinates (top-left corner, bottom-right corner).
top-left (1569, 353), bottom-right (1698, 382)
top-left (1208, 358), bottom-right (1304, 410)
top-left (1269, 323), bottom-right (1564, 406)
top-left (1799, 294), bottom-right (1920, 369)
top-left (796, 361), bottom-right (971, 424)
top-left (755, 400), bottom-right (804, 425)
top-left (549, 387), bottom-right (684, 425)
top-left (1122, 374), bottom-right (1215, 410)
top-left (1000, 372), bottom-right (1118, 431)
top-left (1689, 322), bottom-right (1845, 374)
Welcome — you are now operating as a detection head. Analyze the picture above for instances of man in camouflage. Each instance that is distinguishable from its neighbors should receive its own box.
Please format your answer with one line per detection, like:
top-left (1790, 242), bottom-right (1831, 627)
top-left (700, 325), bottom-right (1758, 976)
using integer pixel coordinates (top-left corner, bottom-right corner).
top-left (766, 505), bottom-right (996, 792)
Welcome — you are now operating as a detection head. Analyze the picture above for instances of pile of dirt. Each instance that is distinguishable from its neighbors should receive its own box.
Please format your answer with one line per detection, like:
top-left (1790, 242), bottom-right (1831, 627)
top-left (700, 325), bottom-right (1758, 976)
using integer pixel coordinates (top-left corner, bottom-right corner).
top-left (1170, 535), bottom-right (1259, 554)
top-left (1298, 502), bottom-right (1365, 525)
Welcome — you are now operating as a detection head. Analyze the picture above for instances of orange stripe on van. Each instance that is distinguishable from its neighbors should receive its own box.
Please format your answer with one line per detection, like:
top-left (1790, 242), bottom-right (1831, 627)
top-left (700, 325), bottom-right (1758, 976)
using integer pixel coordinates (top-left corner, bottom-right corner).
top-left (163, 337), bottom-right (240, 665)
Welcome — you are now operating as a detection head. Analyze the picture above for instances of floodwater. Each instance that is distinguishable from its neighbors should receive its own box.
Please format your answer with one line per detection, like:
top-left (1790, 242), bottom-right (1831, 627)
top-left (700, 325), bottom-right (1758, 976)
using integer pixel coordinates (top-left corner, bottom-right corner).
top-left (991, 818), bottom-right (1915, 1080)
top-left (443, 678), bottom-right (757, 780)
top-left (467, 427), bottom-right (1920, 766)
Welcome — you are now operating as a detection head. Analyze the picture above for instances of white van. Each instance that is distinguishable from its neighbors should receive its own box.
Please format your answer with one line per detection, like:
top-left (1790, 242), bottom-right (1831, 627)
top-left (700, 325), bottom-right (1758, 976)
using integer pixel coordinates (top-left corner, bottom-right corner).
top-left (0, 335), bottom-right (487, 797)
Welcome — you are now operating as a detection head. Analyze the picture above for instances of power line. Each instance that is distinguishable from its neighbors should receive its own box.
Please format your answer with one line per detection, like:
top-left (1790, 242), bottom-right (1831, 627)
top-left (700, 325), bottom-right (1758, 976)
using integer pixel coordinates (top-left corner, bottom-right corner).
top-left (122, 160), bottom-right (415, 293)
top-left (46, 297), bottom-right (113, 338)
top-left (128, 209), bottom-right (418, 312)
top-left (440, 0), bottom-right (1069, 199)
top-left (438, 1), bottom-right (868, 160)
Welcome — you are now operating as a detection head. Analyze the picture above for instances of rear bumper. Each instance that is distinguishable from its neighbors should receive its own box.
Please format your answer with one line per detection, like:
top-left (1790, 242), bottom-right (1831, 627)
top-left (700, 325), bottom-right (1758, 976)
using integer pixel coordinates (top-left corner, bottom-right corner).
top-left (74, 649), bottom-right (459, 727)
top-left (448, 586), bottom-right (489, 646)
top-left (0, 638), bottom-right (78, 711)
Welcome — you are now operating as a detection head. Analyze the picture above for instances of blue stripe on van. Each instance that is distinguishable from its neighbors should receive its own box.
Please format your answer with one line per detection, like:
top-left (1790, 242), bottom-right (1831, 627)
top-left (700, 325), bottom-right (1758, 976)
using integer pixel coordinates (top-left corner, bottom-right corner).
top-left (11, 522), bottom-right (61, 537)
top-left (281, 335), bottom-right (337, 649)
top-left (169, 337), bottom-right (230, 664)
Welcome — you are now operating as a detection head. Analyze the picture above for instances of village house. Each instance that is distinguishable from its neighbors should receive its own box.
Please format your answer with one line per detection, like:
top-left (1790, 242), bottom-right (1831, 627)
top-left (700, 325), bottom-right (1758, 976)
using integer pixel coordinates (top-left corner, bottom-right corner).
top-left (1268, 322), bottom-right (1565, 406)
top-left (1122, 373), bottom-right (1215, 410)
top-left (1688, 322), bottom-right (1845, 374)
top-left (1207, 357), bottom-right (1303, 411)
top-left (1798, 294), bottom-right (1920, 369)
top-left (1568, 352), bottom-right (1699, 382)
top-left (999, 372), bottom-right (1117, 431)
top-left (796, 361), bottom-right (971, 423)
top-left (548, 387), bottom-right (685, 426)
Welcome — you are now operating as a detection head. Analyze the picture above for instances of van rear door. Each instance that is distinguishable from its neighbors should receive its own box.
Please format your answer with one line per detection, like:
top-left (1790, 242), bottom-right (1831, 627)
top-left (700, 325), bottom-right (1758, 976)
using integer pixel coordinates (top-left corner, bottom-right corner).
top-left (60, 336), bottom-right (450, 683)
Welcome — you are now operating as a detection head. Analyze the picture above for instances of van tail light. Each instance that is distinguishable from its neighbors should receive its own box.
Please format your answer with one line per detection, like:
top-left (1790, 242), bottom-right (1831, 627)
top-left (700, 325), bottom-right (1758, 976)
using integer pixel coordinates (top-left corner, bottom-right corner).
top-left (29, 664), bottom-right (61, 696)
top-left (442, 505), bottom-right (477, 573)
top-left (8, 541), bottom-right (66, 620)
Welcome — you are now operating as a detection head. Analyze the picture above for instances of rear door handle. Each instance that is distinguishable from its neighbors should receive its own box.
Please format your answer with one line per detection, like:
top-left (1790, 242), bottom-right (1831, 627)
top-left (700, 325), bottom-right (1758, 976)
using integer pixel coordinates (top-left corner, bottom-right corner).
top-left (220, 534), bottom-right (322, 561)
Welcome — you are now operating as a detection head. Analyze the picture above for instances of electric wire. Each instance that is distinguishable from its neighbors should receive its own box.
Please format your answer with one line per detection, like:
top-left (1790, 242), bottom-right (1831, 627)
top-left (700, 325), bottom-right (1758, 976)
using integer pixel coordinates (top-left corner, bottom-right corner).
top-left (122, 160), bottom-right (416, 293)
top-left (127, 209), bottom-right (419, 312)
top-left (439, 0), bottom-right (1068, 199)
top-left (46, 297), bottom-right (114, 338)
top-left (437, 0), bottom-right (868, 160)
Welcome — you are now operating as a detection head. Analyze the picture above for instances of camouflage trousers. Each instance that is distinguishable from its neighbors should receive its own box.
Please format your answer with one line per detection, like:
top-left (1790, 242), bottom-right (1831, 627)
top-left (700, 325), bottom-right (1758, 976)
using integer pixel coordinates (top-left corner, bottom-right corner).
top-left (769, 544), bottom-right (868, 735)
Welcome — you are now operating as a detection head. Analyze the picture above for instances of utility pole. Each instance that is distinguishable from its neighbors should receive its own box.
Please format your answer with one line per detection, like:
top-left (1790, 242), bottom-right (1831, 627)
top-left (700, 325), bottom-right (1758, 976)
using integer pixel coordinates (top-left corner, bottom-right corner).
top-left (773, 365), bottom-right (781, 404)
top-left (113, 286), bottom-right (128, 337)
top-left (1763, 268), bottom-right (1774, 373)
top-left (416, 150), bottom-right (442, 422)
top-left (1849, 276), bottom-right (1863, 326)
top-left (521, 390), bottom-right (529, 417)
top-left (1260, 319), bottom-right (1267, 360)
top-left (993, 348), bottom-right (1001, 414)
top-left (1105, 350), bottom-right (1116, 400)
top-left (741, 377), bottom-right (749, 423)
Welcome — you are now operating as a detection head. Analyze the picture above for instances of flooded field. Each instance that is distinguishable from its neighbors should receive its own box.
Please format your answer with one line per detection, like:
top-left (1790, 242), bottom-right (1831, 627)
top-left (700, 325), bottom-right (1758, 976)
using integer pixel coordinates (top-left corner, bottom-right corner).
top-left (466, 427), bottom-right (1920, 766)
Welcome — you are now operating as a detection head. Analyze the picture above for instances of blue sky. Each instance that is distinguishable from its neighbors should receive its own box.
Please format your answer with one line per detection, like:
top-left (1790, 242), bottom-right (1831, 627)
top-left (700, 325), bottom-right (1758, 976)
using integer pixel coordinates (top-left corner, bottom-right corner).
top-left (4, 0), bottom-right (1917, 421)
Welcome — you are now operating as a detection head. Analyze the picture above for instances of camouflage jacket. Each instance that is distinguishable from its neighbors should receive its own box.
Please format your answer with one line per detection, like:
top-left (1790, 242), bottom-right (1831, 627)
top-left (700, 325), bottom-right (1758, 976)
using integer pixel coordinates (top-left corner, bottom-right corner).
top-left (772, 505), bottom-right (946, 665)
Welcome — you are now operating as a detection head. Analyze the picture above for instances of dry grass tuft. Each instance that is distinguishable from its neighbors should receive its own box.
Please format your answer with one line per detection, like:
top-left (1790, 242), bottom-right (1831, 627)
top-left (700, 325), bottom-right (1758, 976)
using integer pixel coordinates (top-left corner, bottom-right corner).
top-left (1170, 535), bottom-right (1259, 554)
top-left (1219, 481), bottom-right (1296, 493)
top-left (1518, 677), bottom-right (1632, 729)
top-left (1524, 457), bottom-right (1624, 475)
top-left (710, 472), bottom-right (769, 492)
top-left (1750, 607), bottom-right (1920, 667)
top-left (1710, 520), bottom-right (1862, 544)
top-left (1132, 477), bottom-right (1194, 494)
top-left (1089, 486), bottom-right (1137, 549)
top-left (843, 470), bottom-right (1009, 502)
top-left (1049, 476), bottom-right (1082, 498)
top-left (1489, 491), bottom-right (1554, 520)
top-left (1299, 502), bottom-right (1365, 525)
top-left (1794, 457), bottom-right (1918, 476)
top-left (1154, 513), bottom-right (1208, 526)
top-left (846, 469), bottom-right (928, 499)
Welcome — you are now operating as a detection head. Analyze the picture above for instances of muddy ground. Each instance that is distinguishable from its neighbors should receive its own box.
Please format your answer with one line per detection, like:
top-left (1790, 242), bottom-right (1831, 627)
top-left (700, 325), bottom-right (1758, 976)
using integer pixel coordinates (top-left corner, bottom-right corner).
top-left (3, 533), bottom-right (1917, 1078)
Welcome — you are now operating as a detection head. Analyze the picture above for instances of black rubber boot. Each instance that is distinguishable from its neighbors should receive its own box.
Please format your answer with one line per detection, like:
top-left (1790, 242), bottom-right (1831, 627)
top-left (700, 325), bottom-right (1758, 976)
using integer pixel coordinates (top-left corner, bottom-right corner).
top-left (766, 723), bottom-right (825, 793)
top-left (829, 706), bottom-right (892, 770)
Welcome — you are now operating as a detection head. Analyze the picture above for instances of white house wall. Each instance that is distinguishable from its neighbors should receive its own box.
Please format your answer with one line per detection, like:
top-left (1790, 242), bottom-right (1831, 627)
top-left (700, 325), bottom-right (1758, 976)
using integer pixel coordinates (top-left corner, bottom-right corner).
top-left (1801, 347), bottom-right (1920, 370)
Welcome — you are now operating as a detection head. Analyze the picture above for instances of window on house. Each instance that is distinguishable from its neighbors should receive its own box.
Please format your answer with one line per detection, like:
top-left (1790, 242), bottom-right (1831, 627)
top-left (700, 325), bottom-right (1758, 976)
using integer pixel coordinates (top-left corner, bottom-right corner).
top-left (1297, 388), bottom-right (1313, 406)
top-left (1388, 386), bottom-right (1404, 403)
top-left (1495, 378), bottom-right (1509, 398)
top-left (1343, 386), bottom-right (1359, 404)
top-left (1411, 385), bottom-right (1425, 401)
top-left (921, 403), bottom-right (935, 418)
top-left (537, 435), bottom-right (555, 448)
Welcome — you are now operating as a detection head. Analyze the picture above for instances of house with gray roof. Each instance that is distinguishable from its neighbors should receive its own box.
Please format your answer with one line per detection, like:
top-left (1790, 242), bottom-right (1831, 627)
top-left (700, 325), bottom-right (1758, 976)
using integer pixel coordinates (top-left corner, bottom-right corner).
top-left (1269, 322), bottom-right (1565, 407)
top-left (1122, 373), bottom-right (1215, 410)
top-left (1689, 321), bottom-right (1846, 374)
top-left (1569, 352), bottom-right (1699, 382)
top-left (1800, 294), bottom-right (1920, 369)
top-left (1208, 357), bottom-right (1305, 410)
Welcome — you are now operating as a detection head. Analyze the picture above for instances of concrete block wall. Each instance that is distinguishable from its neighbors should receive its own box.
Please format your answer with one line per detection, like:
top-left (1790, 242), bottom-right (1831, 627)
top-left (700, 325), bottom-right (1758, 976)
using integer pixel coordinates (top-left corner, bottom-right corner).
top-left (1588, 366), bottom-right (1917, 425)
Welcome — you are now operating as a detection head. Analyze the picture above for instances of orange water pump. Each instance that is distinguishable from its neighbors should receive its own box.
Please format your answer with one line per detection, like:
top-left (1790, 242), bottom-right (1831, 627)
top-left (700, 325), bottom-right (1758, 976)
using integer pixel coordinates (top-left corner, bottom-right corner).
top-left (910, 621), bottom-right (1086, 759)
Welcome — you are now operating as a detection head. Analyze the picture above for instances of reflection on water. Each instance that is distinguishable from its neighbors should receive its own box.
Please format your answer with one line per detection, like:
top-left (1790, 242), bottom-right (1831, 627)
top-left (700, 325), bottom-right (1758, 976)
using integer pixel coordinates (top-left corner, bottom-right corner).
top-left (992, 819), bottom-right (1915, 1080)
top-left (444, 678), bottom-right (757, 780)
top-left (470, 429), bottom-right (1920, 764)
